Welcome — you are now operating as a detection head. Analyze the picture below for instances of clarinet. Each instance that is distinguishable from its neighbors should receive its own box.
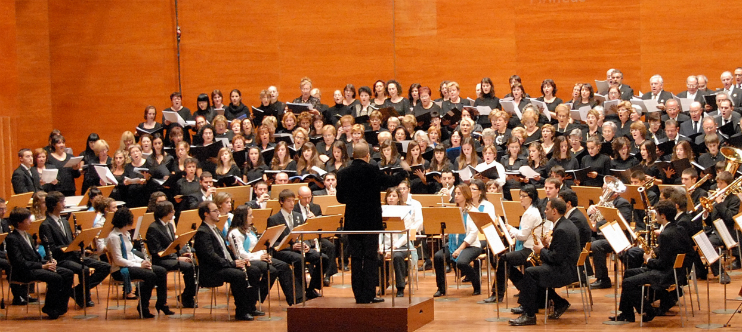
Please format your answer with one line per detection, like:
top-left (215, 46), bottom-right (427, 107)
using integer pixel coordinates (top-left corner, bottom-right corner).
top-left (230, 233), bottom-right (251, 288)
top-left (185, 241), bottom-right (197, 286)
top-left (138, 234), bottom-right (152, 268)
top-left (42, 235), bottom-right (53, 262)
top-left (72, 214), bottom-right (81, 236)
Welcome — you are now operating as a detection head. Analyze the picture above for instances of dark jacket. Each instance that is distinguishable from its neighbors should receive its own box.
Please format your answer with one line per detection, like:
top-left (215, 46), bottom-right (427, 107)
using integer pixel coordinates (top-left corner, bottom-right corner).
top-left (193, 223), bottom-right (236, 287)
top-left (336, 159), bottom-right (406, 231)
top-left (11, 166), bottom-right (37, 194)
top-left (538, 216), bottom-right (581, 288)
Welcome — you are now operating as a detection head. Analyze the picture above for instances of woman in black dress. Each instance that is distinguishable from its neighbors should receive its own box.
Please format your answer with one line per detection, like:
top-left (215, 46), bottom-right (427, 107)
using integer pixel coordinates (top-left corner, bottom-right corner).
top-left (243, 146), bottom-right (268, 183)
top-left (325, 141), bottom-right (349, 173)
top-left (408, 83), bottom-right (421, 108)
top-left (572, 83), bottom-right (598, 110)
top-left (500, 137), bottom-right (526, 200)
top-left (536, 79), bottom-right (563, 121)
top-left (545, 135), bottom-right (579, 176)
top-left (137, 105), bottom-right (163, 139)
top-left (386, 80), bottom-right (411, 116)
top-left (80, 133), bottom-right (101, 195)
top-left (474, 77), bottom-right (501, 129)
top-left (214, 147), bottom-right (241, 184)
top-left (124, 144), bottom-right (149, 207)
top-left (47, 134), bottom-right (81, 196)
top-left (412, 87), bottom-right (441, 130)
top-left (610, 137), bottom-right (638, 170)
top-left (372, 80), bottom-right (388, 108)
top-left (226, 89), bottom-right (250, 121)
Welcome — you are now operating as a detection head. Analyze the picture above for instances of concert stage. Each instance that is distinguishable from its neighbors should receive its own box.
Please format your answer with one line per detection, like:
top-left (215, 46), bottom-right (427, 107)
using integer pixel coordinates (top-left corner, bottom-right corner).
top-left (287, 296), bottom-right (434, 332)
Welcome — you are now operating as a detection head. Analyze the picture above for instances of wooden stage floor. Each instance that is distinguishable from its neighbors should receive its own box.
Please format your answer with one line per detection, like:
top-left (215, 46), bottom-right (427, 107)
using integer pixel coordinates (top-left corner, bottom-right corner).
top-left (2, 267), bottom-right (742, 331)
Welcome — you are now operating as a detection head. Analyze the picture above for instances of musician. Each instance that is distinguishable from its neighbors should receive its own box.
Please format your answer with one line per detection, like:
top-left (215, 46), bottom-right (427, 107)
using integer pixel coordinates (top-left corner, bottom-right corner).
top-left (681, 169), bottom-right (707, 206)
top-left (145, 201), bottom-right (197, 308)
top-left (509, 197), bottom-right (580, 326)
top-left (538, 178), bottom-right (561, 217)
top-left (194, 201), bottom-right (261, 320)
top-left (294, 186), bottom-right (336, 286)
top-left (559, 189), bottom-right (592, 279)
top-left (107, 207), bottom-right (173, 318)
top-left (486, 184), bottom-right (543, 303)
top-left (12, 148), bottom-right (39, 194)
top-left (379, 187), bottom-right (415, 297)
top-left (586, 178), bottom-right (633, 289)
top-left (702, 171), bottom-right (741, 282)
top-left (267, 189), bottom-right (328, 302)
top-left (432, 184), bottom-right (483, 297)
top-left (666, 190), bottom-right (707, 280)
top-left (312, 172), bottom-right (337, 196)
top-left (6, 207), bottom-right (73, 319)
top-left (0, 200), bottom-right (34, 305)
top-left (630, 171), bottom-right (657, 231)
top-left (610, 200), bottom-right (694, 322)
top-left (182, 172), bottom-right (217, 210)
top-left (39, 191), bottom-right (110, 308)
top-left (246, 180), bottom-right (270, 209)
top-left (697, 134), bottom-right (724, 170)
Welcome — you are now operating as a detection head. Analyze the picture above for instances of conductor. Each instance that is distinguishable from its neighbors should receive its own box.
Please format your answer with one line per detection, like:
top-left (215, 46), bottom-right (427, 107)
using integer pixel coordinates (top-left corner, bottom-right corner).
top-left (337, 142), bottom-right (407, 304)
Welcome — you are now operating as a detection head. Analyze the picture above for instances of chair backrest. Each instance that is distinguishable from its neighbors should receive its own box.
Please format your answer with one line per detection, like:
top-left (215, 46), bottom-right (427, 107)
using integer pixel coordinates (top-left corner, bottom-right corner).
top-left (577, 251), bottom-right (589, 267)
top-left (674, 253), bottom-right (686, 269)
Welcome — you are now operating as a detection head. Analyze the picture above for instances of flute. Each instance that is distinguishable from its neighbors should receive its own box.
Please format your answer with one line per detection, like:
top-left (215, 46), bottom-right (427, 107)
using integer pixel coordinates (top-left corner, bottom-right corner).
top-left (230, 233), bottom-right (252, 288)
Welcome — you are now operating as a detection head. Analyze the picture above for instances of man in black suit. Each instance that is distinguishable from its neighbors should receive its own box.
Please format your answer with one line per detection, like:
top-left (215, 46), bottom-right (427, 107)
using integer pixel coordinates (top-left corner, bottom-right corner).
top-left (0, 200), bottom-right (34, 305)
top-left (702, 171), bottom-right (741, 283)
top-left (676, 76), bottom-right (706, 108)
top-left (145, 201), bottom-right (197, 308)
top-left (610, 69), bottom-right (635, 101)
top-left (586, 182), bottom-right (634, 289)
top-left (509, 198), bottom-right (581, 326)
top-left (641, 75), bottom-right (673, 111)
top-left (183, 172), bottom-right (217, 210)
top-left (663, 120), bottom-right (690, 145)
top-left (717, 71), bottom-right (742, 113)
top-left (559, 189), bottom-right (592, 278)
top-left (193, 201), bottom-right (261, 320)
top-left (312, 172), bottom-right (337, 196)
top-left (267, 189), bottom-right (328, 303)
top-left (336, 143), bottom-right (407, 304)
top-left (294, 186), bottom-right (336, 286)
top-left (610, 200), bottom-right (694, 322)
top-left (11, 148), bottom-right (38, 194)
top-left (681, 169), bottom-right (708, 207)
top-left (6, 207), bottom-right (74, 319)
top-left (538, 178), bottom-right (561, 217)
top-left (679, 102), bottom-right (705, 137)
top-left (38, 191), bottom-right (110, 308)
top-left (660, 99), bottom-right (690, 125)
top-left (246, 180), bottom-right (270, 210)
top-left (714, 98), bottom-right (741, 132)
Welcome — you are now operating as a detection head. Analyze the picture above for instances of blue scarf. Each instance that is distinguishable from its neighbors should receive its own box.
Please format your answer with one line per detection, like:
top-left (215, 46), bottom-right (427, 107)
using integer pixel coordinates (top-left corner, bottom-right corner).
top-left (242, 230), bottom-right (256, 253)
top-left (448, 206), bottom-right (482, 262)
top-left (119, 234), bottom-right (132, 294)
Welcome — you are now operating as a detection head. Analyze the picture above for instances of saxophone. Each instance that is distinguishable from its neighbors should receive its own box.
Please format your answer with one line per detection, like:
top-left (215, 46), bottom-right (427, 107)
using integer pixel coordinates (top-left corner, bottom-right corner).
top-left (526, 220), bottom-right (547, 266)
top-left (588, 176), bottom-right (626, 228)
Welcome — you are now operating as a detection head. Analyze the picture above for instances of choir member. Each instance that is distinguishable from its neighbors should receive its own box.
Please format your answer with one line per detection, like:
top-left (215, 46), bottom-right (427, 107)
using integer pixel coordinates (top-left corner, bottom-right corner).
top-left (47, 134), bottom-right (81, 196)
top-left (226, 89), bottom-right (250, 121)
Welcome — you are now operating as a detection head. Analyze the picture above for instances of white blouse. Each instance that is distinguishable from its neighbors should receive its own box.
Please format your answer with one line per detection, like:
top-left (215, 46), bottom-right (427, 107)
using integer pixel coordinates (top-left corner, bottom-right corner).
top-left (106, 228), bottom-right (143, 273)
top-left (227, 228), bottom-right (265, 261)
top-left (508, 205), bottom-right (543, 249)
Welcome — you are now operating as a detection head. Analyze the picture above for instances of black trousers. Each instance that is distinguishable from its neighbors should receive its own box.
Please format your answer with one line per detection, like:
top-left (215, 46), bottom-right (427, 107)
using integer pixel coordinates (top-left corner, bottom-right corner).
top-left (58, 257), bottom-right (111, 301)
top-left (21, 266), bottom-right (74, 315)
top-left (618, 267), bottom-right (665, 318)
top-left (434, 246), bottom-right (483, 293)
top-left (154, 258), bottom-right (196, 303)
top-left (495, 248), bottom-right (532, 295)
top-left (591, 239), bottom-right (612, 280)
top-left (250, 259), bottom-right (293, 304)
top-left (319, 238), bottom-right (338, 277)
top-left (273, 247), bottom-right (329, 300)
top-left (208, 266), bottom-right (260, 315)
top-left (111, 265), bottom-right (167, 308)
top-left (381, 249), bottom-right (410, 291)
top-left (518, 265), bottom-right (570, 316)
top-left (348, 234), bottom-right (380, 303)
top-left (0, 258), bottom-right (28, 300)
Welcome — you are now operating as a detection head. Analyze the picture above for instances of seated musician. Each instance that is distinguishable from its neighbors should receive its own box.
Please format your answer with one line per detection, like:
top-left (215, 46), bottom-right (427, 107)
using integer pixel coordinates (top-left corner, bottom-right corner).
top-left (681, 168), bottom-right (707, 207)
top-left (665, 189), bottom-right (707, 281)
top-left (39, 191), bottom-right (110, 309)
top-left (294, 186), bottom-right (336, 286)
top-left (6, 207), bottom-right (74, 319)
top-left (509, 197), bottom-right (581, 326)
top-left (586, 178), bottom-right (633, 289)
top-left (312, 172), bottom-right (337, 196)
top-left (380, 187), bottom-right (414, 297)
top-left (610, 199), bottom-right (694, 322)
top-left (145, 201), bottom-right (197, 308)
top-left (193, 201), bottom-right (261, 320)
top-left (559, 189), bottom-right (592, 283)
top-left (267, 189), bottom-right (329, 302)
top-left (702, 171), bottom-right (740, 283)
top-left (247, 180), bottom-right (271, 209)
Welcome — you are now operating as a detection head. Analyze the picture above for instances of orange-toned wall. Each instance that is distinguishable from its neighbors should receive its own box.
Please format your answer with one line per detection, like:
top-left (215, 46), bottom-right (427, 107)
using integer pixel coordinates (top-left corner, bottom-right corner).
top-left (5, 0), bottom-right (742, 198)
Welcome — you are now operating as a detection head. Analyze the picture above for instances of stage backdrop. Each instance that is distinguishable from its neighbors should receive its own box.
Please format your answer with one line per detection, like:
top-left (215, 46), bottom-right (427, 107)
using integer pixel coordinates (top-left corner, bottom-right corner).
top-left (3, 0), bottom-right (742, 197)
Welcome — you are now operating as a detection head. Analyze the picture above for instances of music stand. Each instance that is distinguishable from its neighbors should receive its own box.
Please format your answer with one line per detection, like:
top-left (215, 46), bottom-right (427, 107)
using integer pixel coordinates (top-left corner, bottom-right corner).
top-left (135, 213), bottom-right (156, 241)
top-left (5, 193), bottom-right (33, 217)
top-left (98, 185), bottom-right (115, 198)
top-left (265, 200), bottom-right (281, 214)
top-left (693, 231), bottom-right (723, 329)
top-left (421, 207), bottom-right (466, 302)
top-left (252, 225), bottom-right (286, 321)
top-left (72, 211), bottom-right (97, 230)
top-left (469, 211), bottom-right (509, 321)
top-left (711, 219), bottom-right (739, 315)
top-left (622, 185), bottom-right (647, 211)
top-left (501, 201), bottom-right (525, 228)
top-left (28, 220), bottom-right (44, 239)
top-left (270, 183), bottom-right (308, 199)
top-left (381, 216), bottom-right (412, 306)
top-left (597, 206), bottom-right (633, 325)
top-left (176, 210), bottom-right (201, 236)
top-left (325, 205), bottom-right (345, 217)
top-left (63, 227), bottom-right (102, 319)
top-left (302, 215), bottom-right (342, 295)
top-left (251, 208), bottom-right (273, 233)
top-left (572, 186), bottom-right (604, 208)
top-left (312, 195), bottom-right (339, 212)
top-left (412, 194), bottom-right (449, 207)
top-left (157, 230), bottom-right (196, 319)
top-left (215, 186), bottom-right (252, 207)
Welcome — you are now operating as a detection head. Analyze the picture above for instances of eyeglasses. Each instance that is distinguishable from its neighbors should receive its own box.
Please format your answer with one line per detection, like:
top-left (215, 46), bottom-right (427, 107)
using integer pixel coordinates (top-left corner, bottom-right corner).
top-left (210, 209), bottom-right (220, 213)
top-left (519, 194), bottom-right (529, 198)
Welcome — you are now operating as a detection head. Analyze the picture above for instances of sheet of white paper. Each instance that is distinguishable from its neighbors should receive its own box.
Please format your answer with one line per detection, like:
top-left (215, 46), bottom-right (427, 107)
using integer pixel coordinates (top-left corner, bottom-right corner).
top-left (569, 110), bottom-right (582, 122)
top-left (595, 80), bottom-right (610, 95)
top-left (500, 100), bottom-right (522, 119)
top-left (518, 166), bottom-right (540, 179)
top-left (132, 216), bottom-right (144, 240)
top-left (630, 99), bottom-right (648, 113)
top-left (215, 137), bottom-right (230, 148)
top-left (64, 147), bottom-right (73, 155)
top-left (311, 166), bottom-right (327, 176)
top-left (713, 219), bottom-right (738, 249)
top-left (594, 94), bottom-right (606, 104)
top-left (162, 111), bottom-right (186, 127)
top-left (399, 140), bottom-right (412, 153)
top-left (458, 166), bottom-right (473, 182)
top-left (474, 162), bottom-right (496, 174)
top-left (528, 99), bottom-right (551, 121)
top-left (600, 222), bottom-right (630, 254)
top-left (678, 97), bottom-right (694, 112)
top-left (41, 168), bottom-right (58, 183)
top-left (63, 156), bottom-right (84, 168)
top-left (578, 106), bottom-right (591, 122)
top-left (434, 101), bottom-right (443, 108)
top-left (603, 100), bottom-right (619, 115)
top-left (693, 231), bottom-right (720, 264)
top-left (94, 165), bottom-right (118, 185)
top-left (382, 205), bottom-right (413, 219)
top-left (482, 224), bottom-right (506, 255)
top-left (642, 99), bottom-right (661, 113)
top-left (497, 216), bottom-right (514, 247)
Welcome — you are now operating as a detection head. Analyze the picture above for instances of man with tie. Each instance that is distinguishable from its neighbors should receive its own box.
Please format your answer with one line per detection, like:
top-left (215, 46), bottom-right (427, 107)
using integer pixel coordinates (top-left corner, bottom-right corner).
top-left (641, 75), bottom-right (673, 110)
top-left (677, 76), bottom-right (706, 107)
top-left (193, 201), bottom-right (261, 320)
top-left (679, 102), bottom-right (705, 137)
top-left (145, 201), bottom-right (197, 308)
top-left (610, 69), bottom-right (634, 101)
top-left (11, 149), bottom-right (39, 194)
top-left (714, 99), bottom-right (741, 132)
top-left (663, 120), bottom-right (689, 145)
top-left (717, 71), bottom-right (742, 113)
top-left (6, 207), bottom-right (74, 319)
top-left (267, 189), bottom-right (328, 302)
top-left (38, 191), bottom-right (110, 308)
top-left (660, 99), bottom-right (689, 125)
top-left (246, 181), bottom-right (270, 209)
top-left (293, 186), bottom-right (336, 286)
top-left (0, 200), bottom-right (35, 305)
top-left (735, 68), bottom-right (742, 89)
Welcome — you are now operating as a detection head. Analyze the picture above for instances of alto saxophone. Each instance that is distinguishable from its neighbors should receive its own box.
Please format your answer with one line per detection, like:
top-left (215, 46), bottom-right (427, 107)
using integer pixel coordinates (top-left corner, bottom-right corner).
top-left (526, 220), bottom-right (547, 266)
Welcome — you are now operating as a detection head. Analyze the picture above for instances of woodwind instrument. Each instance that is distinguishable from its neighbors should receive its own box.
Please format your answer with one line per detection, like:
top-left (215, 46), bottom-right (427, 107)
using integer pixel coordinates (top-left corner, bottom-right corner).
top-left (230, 233), bottom-right (251, 288)
top-left (185, 241), bottom-right (197, 285)
top-left (138, 234), bottom-right (151, 268)
top-left (526, 220), bottom-right (547, 266)
top-left (72, 213), bottom-right (81, 236)
top-left (42, 235), bottom-right (53, 262)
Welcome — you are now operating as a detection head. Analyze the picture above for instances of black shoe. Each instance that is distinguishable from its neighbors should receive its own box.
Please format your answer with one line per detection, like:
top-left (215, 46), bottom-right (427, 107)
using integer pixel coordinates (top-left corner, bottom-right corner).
top-left (549, 302), bottom-right (570, 319)
top-left (418, 261), bottom-right (432, 271)
top-left (732, 260), bottom-right (741, 270)
top-left (462, 276), bottom-right (472, 283)
top-left (472, 289), bottom-right (481, 296)
top-left (306, 289), bottom-right (321, 300)
top-left (511, 306), bottom-right (525, 314)
top-left (642, 307), bottom-right (656, 323)
top-left (608, 314), bottom-right (635, 322)
top-left (483, 294), bottom-right (504, 303)
top-left (323, 277), bottom-right (331, 287)
top-left (371, 297), bottom-right (385, 303)
top-left (235, 313), bottom-right (255, 321)
top-left (27, 297), bottom-right (38, 303)
top-left (177, 295), bottom-right (198, 308)
top-left (590, 279), bottom-right (612, 289)
top-left (396, 289), bottom-right (405, 297)
top-left (41, 307), bottom-right (60, 320)
top-left (250, 310), bottom-right (266, 316)
top-left (720, 273), bottom-right (731, 284)
top-left (156, 304), bottom-right (175, 315)
top-left (11, 297), bottom-right (28, 306)
top-left (137, 306), bottom-right (155, 319)
top-left (124, 291), bottom-right (138, 300)
top-left (509, 313), bottom-right (536, 326)
top-left (433, 290), bottom-right (445, 297)
top-left (445, 266), bottom-right (452, 273)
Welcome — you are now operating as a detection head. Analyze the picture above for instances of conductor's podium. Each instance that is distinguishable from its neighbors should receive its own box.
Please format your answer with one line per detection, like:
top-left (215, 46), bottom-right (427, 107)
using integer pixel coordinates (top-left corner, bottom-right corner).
top-left (287, 296), bottom-right (434, 332)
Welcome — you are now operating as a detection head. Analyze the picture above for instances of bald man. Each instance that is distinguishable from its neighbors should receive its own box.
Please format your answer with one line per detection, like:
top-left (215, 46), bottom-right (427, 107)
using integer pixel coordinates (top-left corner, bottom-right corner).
top-left (275, 172), bottom-right (290, 184)
top-left (336, 143), bottom-right (408, 304)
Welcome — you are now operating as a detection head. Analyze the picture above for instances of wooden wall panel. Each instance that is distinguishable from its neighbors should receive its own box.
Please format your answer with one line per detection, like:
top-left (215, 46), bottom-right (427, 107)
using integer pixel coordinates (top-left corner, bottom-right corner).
top-left (0, 0), bottom-right (18, 116)
top-left (47, 0), bottom-right (179, 154)
top-left (15, 0), bottom-right (53, 150)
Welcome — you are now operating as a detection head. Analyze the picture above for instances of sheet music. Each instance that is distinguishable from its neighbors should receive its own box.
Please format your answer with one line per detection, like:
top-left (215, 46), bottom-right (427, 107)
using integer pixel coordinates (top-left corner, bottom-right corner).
top-left (63, 156), bottom-right (84, 168)
top-left (594, 93), bottom-right (606, 105)
top-left (382, 205), bottom-right (413, 219)
top-left (603, 99), bottom-right (619, 115)
top-left (630, 98), bottom-right (648, 113)
top-left (496, 216), bottom-right (514, 247)
top-left (458, 165), bottom-right (474, 182)
top-left (41, 168), bottom-right (58, 183)
top-left (677, 97), bottom-right (694, 112)
top-left (500, 100), bottom-right (522, 119)
top-left (713, 219), bottom-right (738, 249)
top-left (311, 166), bottom-right (327, 176)
top-left (94, 165), bottom-right (118, 185)
top-left (693, 231), bottom-right (720, 264)
top-left (528, 99), bottom-right (551, 121)
top-left (162, 111), bottom-right (186, 127)
top-left (482, 224), bottom-right (506, 255)
top-left (578, 106), bottom-right (591, 122)
top-left (600, 221), bottom-right (630, 254)
top-left (595, 80), bottom-right (609, 95)
top-left (518, 166), bottom-right (540, 179)
top-left (643, 99), bottom-right (661, 113)
top-left (617, 209), bottom-right (636, 240)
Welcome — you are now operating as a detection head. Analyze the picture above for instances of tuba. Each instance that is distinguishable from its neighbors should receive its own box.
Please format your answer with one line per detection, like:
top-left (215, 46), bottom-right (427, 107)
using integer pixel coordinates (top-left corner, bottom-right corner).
top-left (588, 176), bottom-right (627, 227)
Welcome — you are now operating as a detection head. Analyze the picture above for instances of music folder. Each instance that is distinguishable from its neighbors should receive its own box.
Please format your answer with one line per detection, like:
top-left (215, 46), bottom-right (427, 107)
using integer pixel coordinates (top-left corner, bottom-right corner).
top-left (692, 230), bottom-right (720, 265)
top-left (599, 222), bottom-right (631, 254)
top-left (252, 225), bottom-right (286, 253)
top-left (468, 211), bottom-right (506, 255)
top-left (421, 207), bottom-right (467, 235)
top-left (158, 230), bottom-right (196, 257)
top-left (274, 224), bottom-right (307, 251)
top-left (62, 227), bottom-right (102, 253)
